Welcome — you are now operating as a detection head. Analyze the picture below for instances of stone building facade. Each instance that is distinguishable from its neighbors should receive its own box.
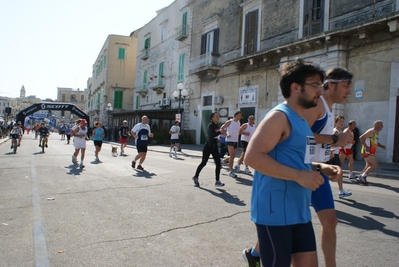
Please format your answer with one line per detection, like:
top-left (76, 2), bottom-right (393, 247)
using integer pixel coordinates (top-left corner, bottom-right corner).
top-left (186, 0), bottom-right (399, 163)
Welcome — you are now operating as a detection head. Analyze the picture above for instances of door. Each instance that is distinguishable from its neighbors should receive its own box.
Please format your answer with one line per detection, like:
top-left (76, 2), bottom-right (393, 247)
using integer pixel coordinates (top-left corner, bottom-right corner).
top-left (200, 110), bottom-right (212, 144)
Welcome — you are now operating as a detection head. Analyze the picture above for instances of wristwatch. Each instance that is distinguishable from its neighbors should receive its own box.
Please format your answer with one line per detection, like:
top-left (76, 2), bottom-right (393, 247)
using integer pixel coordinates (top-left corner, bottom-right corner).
top-left (331, 134), bottom-right (338, 144)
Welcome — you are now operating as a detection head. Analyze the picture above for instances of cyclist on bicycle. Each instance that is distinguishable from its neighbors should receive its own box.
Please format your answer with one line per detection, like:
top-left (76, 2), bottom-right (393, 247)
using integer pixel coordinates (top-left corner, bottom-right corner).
top-left (38, 122), bottom-right (50, 148)
top-left (10, 122), bottom-right (23, 149)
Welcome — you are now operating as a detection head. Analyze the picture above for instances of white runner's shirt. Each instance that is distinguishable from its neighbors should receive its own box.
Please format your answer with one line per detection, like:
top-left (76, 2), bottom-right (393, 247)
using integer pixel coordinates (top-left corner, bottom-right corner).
top-left (240, 123), bottom-right (256, 142)
top-left (170, 125), bottom-right (180, 139)
top-left (313, 96), bottom-right (334, 162)
top-left (226, 120), bottom-right (240, 142)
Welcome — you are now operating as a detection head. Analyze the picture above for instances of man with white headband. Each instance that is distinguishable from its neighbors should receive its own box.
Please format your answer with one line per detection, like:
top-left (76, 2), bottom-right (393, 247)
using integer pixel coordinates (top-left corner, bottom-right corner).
top-left (303, 67), bottom-right (354, 267)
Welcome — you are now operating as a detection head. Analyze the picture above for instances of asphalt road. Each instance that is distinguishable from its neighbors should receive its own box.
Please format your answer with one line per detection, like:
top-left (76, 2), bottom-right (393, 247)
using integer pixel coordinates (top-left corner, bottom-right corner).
top-left (0, 134), bottom-right (398, 267)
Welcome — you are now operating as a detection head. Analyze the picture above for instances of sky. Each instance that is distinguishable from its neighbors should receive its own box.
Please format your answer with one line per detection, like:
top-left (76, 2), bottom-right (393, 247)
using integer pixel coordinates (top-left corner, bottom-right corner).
top-left (0, 0), bottom-right (175, 100)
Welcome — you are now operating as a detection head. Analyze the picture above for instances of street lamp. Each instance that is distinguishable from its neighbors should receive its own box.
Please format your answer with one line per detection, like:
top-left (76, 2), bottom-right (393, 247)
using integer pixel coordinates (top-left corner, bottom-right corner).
top-left (173, 83), bottom-right (188, 122)
top-left (106, 103), bottom-right (113, 140)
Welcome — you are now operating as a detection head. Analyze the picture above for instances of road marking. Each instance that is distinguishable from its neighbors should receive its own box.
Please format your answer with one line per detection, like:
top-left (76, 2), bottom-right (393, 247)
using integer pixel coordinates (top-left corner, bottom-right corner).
top-left (31, 155), bottom-right (50, 267)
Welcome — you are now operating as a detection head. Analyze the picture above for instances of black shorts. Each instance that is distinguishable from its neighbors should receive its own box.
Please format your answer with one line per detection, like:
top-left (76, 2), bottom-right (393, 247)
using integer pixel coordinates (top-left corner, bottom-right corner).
top-left (226, 142), bottom-right (238, 149)
top-left (170, 138), bottom-right (180, 145)
top-left (136, 145), bottom-right (148, 153)
top-left (11, 134), bottom-right (19, 139)
top-left (256, 221), bottom-right (316, 266)
top-left (241, 141), bottom-right (249, 152)
top-left (94, 140), bottom-right (103, 147)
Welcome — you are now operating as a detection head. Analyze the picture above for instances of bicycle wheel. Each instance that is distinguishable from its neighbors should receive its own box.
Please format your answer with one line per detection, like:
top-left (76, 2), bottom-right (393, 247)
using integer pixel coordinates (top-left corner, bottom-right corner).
top-left (42, 138), bottom-right (45, 153)
top-left (13, 140), bottom-right (17, 154)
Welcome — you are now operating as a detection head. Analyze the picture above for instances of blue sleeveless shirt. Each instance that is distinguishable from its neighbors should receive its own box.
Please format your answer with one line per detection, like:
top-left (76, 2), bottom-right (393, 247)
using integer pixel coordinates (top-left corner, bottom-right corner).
top-left (251, 103), bottom-right (316, 226)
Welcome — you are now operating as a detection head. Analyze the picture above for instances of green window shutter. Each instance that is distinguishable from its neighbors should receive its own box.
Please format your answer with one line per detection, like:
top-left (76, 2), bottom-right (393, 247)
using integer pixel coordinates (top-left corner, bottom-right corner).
top-left (136, 95), bottom-right (139, 109)
top-left (143, 70), bottom-right (147, 90)
top-left (178, 53), bottom-right (185, 82)
top-left (118, 48), bottom-right (125, 60)
top-left (114, 91), bottom-right (123, 109)
top-left (103, 55), bottom-right (106, 68)
top-left (182, 11), bottom-right (188, 35)
top-left (144, 37), bottom-right (151, 49)
top-left (158, 62), bottom-right (164, 86)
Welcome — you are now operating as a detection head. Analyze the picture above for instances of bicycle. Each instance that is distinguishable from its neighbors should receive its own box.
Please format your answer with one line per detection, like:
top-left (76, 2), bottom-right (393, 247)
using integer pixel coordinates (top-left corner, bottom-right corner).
top-left (11, 134), bottom-right (18, 154)
top-left (39, 134), bottom-right (48, 153)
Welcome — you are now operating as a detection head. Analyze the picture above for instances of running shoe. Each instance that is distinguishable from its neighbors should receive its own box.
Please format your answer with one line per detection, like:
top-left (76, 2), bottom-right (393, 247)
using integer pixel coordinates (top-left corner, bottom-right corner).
top-left (338, 190), bottom-right (352, 198)
top-left (235, 164), bottom-right (241, 173)
top-left (10, 145), bottom-right (13, 149)
top-left (215, 181), bottom-right (225, 187)
top-left (348, 174), bottom-right (358, 179)
top-left (174, 151), bottom-right (177, 158)
top-left (80, 163), bottom-right (85, 168)
top-left (137, 165), bottom-right (144, 170)
top-left (356, 175), bottom-right (368, 185)
top-left (192, 176), bottom-right (199, 187)
top-left (242, 248), bottom-right (261, 267)
top-left (229, 171), bottom-right (237, 178)
top-left (72, 155), bottom-right (78, 164)
top-left (244, 168), bottom-right (252, 174)
top-left (131, 161), bottom-right (136, 168)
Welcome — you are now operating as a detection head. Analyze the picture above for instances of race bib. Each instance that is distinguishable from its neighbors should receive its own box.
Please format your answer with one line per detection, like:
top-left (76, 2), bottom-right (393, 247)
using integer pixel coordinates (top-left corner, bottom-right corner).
top-left (140, 135), bottom-right (148, 141)
top-left (304, 136), bottom-right (316, 164)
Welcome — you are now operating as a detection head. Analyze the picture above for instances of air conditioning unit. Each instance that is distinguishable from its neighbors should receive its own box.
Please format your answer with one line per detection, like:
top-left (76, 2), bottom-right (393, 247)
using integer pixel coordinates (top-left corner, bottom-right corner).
top-left (162, 98), bottom-right (170, 106)
top-left (214, 96), bottom-right (224, 104)
top-left (158, 99), bottom-right (163, 106)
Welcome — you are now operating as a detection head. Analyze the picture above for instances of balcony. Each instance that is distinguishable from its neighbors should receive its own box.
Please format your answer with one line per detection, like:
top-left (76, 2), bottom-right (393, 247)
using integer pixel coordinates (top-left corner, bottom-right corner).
top-left (135, 87), bottom-right (148, 97)
top-left (141, 48), bottom-right (150, 60)
top-left (175, 24), bottom-right (189, 41)
top-left (150, 78), bottom-right (165, 94)
top-left (189, 52), bottom-right (221, 79)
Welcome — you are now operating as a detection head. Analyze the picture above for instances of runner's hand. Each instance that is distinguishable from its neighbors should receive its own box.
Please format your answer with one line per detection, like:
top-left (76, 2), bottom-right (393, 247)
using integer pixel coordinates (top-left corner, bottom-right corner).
top-left (296, 170), bottom-right (324, 191)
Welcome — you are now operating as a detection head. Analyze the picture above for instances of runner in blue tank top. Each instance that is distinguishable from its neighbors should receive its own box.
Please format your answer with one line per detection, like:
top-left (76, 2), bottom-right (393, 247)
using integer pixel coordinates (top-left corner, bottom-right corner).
top-left (244, 59), bottom-right (341, 267)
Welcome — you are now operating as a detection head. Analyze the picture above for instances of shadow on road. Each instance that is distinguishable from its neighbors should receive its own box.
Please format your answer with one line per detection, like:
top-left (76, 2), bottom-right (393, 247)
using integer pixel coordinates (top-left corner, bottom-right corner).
top-left (133, 170), bottom-right (156, 179)
top-left (199, 187), bottom-right (246, 206)
top-left (336, 209), bottom-right (399, 239)
top-left (64, 165), bottom-right (84, 175)
top-left (343, 179), bottom-right (399, 194)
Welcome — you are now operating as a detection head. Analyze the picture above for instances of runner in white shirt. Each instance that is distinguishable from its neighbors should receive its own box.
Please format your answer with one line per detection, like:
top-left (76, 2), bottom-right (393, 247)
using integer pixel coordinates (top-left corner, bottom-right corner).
top-left (169, 121), bottom-right (181, 158)
top-left (220, 110), bottom-right (242, 178)
top-left (235, 115), bottom-right (256, 174)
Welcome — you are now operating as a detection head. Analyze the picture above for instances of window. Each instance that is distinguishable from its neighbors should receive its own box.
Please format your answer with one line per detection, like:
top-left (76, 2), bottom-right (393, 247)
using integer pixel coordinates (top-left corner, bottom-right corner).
top-left (201, 28), bottom-right (219, 55)
top-left (144, 37), bottom-right (151, 49)
top-left (114, 91), bottom-right (123, 109)
top-left (71, 94), bottom-right (76, 102)
top-left (203, 95), bottom-right (212, 106)
top-left (61, 94), bottom-right (65, 102)
top-left (143, 70), bottom-right (148, 90)
top-left (161, 27), bottom-right (167, 42)
top-left (118, 47), bottom-right (125, 60)
top-left (303, 0), bottom-right (323, 37)
top-left (244, 10), bottom-right (259, 55)
top-left (61, 111), bottom-right (65, 117)
top-left (103, 55), bottom-right (106, 68)
top-left (81, 95), bottom-right (84, 101)
top-left (178, 53), bottom-right (185, 82)
top-left (158, 62), bottom-right (164, 86)
top-left (182, 11), bottom-right (188, 35)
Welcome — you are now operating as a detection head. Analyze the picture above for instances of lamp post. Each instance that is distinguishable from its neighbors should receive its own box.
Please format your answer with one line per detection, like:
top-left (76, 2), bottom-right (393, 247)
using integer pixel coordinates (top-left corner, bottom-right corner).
top-left (173, 83), bottom-right (188, 144)
top-left (106, 103), bottom-right (113, 141)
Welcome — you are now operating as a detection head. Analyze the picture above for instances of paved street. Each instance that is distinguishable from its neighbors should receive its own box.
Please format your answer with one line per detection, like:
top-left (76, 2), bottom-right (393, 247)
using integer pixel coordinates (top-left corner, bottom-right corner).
top-left (0, 134), bottom-right (398, 267)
